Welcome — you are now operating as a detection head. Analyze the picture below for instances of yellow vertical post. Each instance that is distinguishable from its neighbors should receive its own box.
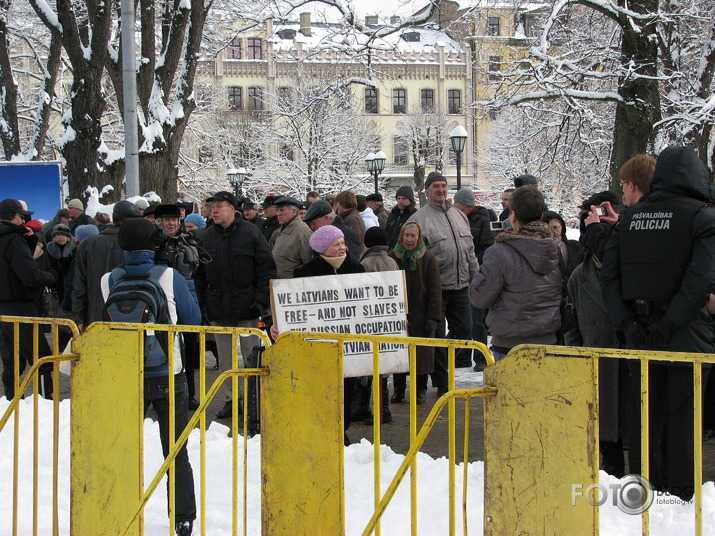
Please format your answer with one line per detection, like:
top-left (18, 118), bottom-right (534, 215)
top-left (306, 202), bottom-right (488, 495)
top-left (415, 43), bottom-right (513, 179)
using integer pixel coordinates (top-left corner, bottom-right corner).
top-left (261, 332), bottom-right (345, 535)
top-left (70, 323), bottom-right (143, 536)
top-left (483, 345), bottom-right (599, 535)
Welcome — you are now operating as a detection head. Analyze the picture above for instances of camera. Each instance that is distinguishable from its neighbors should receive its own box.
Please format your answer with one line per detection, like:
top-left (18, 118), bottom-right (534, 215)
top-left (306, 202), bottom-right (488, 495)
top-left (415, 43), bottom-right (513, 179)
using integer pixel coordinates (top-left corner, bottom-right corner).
top-left (155, 230), bottom-right (211, 274)
top-left (490, 219), bottom-right (512, 232)
top-left (596, 206), bottom-right (607, 216)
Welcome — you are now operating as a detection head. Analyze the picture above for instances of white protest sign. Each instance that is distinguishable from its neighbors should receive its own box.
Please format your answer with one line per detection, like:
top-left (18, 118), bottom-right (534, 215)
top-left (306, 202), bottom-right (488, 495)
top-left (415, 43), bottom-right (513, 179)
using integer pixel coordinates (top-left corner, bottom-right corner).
top-left (270, 271), bottom-right (409, 377)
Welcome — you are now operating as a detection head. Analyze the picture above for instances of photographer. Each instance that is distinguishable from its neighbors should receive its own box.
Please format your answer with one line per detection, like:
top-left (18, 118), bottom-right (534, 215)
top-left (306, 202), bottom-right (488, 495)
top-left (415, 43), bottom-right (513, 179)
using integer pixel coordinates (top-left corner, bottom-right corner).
top-left (154, 204), bottom-right (203, 409)
top-left (154, 204), bottom-right (201, 281)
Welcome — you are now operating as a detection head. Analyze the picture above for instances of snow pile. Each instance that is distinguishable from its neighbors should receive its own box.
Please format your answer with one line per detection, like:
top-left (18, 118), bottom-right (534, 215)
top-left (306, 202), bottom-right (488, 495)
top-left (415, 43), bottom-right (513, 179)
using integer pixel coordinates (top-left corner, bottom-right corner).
top-left (1, 395), bottom-right (714, 535)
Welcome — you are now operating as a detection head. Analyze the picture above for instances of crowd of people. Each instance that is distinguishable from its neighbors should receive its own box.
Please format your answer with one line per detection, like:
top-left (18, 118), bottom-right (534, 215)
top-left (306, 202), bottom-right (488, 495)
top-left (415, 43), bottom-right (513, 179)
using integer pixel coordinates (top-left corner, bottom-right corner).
top-left (1, 145), bottom-right (714, 531)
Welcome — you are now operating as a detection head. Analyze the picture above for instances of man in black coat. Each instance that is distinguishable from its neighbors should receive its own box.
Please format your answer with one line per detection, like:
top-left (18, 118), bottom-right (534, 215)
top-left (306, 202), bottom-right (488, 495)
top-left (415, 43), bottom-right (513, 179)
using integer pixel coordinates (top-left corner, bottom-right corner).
top-left (601, 146), bottom-right (715, 501)
top-left (259, 195), bottom-right (280, 243)
top-left (66, 198), bottom-right (96, 236)
top-left (0, 199), bottom-right (57, 399)
top-left (72, 200), bottom-right (142, 330)
top-left (194, 191), bottom-right (276, 419)
top-left (385, 186), bottom-right (417, 250)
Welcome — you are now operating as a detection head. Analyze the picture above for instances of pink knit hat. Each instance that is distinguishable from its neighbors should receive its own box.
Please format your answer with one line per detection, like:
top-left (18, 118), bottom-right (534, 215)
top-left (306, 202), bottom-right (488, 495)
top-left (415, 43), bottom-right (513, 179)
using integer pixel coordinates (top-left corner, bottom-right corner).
top-left (309, 225), bottom-right (344, 254)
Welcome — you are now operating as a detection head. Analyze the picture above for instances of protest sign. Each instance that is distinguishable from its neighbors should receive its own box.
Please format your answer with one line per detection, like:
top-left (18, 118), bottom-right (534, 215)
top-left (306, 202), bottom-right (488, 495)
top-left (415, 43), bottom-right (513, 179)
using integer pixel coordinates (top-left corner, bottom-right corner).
top-left (271, 271), bottom-right (409, 377)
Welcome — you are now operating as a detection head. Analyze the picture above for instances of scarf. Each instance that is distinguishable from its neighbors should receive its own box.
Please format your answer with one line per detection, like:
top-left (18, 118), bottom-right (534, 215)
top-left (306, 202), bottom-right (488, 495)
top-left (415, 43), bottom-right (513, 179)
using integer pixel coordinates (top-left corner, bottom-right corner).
top-left (394, 241), bottom-right (426, 271)
top-left (321, 254), bottom-right (346, 271)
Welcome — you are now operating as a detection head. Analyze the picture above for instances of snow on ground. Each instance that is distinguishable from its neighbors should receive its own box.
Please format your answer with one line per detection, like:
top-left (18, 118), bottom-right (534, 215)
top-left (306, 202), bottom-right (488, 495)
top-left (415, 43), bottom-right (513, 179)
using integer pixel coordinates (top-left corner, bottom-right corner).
top-left (2, 368), bottom-right (715, 535)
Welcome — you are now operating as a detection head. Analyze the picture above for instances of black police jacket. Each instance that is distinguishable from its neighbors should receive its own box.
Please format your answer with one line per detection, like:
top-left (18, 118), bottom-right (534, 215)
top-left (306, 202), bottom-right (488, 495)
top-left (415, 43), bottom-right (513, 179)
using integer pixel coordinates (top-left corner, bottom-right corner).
top-left (601, 146), bottom-right (715, 353)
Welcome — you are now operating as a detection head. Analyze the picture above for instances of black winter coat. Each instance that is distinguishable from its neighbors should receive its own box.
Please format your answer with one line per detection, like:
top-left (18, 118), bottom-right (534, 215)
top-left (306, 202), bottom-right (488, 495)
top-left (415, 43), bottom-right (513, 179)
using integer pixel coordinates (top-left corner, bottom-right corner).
top-left (293, 254), bottom-right (365, 278)
top-left (465, 206), bottom-right (495, 263)
top-left (0, 221), bottom-right (56, 302)
top-left (72, 226), bottom-right (125, 324)
top-left (194, 217), bottom-right (276, 324)
top-left (385, 205), bottom-right (417, 250)
top-left (601, 146), bottom-right (715, 353)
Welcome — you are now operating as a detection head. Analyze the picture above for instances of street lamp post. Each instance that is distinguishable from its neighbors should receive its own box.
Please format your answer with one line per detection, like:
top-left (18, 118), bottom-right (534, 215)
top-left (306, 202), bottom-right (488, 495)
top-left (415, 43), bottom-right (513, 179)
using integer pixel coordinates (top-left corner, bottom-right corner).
top-left (450, 125), bottom-right (468, 190)
top-left (227, 167), bottom-right (247, 199)
top-left (365, 151), bottom-right (386, 194)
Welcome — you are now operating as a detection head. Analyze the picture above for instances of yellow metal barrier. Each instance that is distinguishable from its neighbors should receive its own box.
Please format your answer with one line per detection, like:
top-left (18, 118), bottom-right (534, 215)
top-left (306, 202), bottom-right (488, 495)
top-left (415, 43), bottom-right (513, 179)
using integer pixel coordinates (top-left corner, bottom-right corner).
top-left (0, 315), bottom-right (79, 536)
top-left (5, 317), bottom-right (715, 536)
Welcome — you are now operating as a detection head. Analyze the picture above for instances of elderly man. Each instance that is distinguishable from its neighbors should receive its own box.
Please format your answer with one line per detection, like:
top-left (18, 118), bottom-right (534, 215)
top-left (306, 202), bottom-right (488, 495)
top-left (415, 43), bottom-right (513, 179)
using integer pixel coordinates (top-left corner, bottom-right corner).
top-left (409, 172), bottom-right (479, 391)
top-left (259, 195), bottom-right (280, 243)
top-left (154, 204), bottom-right (182, 237)
top-left (194, 191), bottom-right (276, 419)
top-left (366, 193), bottom-right (388, 229)
top-left (241, 201), bottom-right (264, 227)
top-left (269, 196), bottom-right (313, 278)
top-left (67, 198), bottom-right (96, 236)
top-left (302, 200), bottom-right (362, 261)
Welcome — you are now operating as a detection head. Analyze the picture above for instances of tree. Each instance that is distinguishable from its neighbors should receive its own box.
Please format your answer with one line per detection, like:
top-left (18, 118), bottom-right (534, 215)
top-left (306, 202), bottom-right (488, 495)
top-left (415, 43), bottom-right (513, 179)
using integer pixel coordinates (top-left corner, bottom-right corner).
top-left (396, 106), bottom-right (451, 204)
top-left (480, 0), bottom-right (715, 189)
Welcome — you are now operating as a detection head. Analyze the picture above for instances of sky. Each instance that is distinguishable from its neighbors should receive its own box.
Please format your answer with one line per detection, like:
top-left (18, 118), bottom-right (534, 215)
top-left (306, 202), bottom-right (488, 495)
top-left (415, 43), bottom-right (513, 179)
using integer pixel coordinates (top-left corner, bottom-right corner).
top-left (2, 368), bottom-right (715, 535)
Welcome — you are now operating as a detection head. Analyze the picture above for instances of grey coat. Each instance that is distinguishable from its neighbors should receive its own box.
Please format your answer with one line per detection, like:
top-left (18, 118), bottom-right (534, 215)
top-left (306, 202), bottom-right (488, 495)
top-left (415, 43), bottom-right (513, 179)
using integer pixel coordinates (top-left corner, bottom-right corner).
top-left (565, 254), bottom-right (622, 442)
top-left (359, 246), bottom-right (399, 273)
top-left (469, 221), bottom-right (561, 349)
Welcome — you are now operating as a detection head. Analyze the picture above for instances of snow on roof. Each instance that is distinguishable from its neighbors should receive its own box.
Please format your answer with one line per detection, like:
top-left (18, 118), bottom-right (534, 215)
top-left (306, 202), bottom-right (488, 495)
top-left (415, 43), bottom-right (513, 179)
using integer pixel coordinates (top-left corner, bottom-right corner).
top-left (270, 22), bottom-right (465, 60)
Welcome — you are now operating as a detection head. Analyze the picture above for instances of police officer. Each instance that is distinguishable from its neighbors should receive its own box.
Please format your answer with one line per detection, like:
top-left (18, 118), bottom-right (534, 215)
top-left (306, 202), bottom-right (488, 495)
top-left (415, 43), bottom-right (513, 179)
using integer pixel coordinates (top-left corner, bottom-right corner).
top-left (601, 146), bottom-right (715, 501)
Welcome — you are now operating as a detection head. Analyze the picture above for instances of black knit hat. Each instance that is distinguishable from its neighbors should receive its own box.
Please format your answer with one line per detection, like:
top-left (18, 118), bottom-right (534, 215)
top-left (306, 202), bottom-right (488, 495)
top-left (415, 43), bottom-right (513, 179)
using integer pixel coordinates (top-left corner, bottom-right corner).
top-left (395, 186), bottom-right (415, 204)
top-left (118, 217), bottom-right (158, 252)
top-left (364, 226), bottom-right (388, 248)
top-left (424, 172), bottom-right (447, 189)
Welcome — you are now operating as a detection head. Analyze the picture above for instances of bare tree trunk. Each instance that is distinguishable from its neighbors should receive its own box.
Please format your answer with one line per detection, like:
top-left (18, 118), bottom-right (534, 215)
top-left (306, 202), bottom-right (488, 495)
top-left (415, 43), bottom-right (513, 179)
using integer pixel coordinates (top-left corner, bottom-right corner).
top-left (608, 0), bottom-right (661, 191)
top-left (0, 0), bottom-right (20, 159)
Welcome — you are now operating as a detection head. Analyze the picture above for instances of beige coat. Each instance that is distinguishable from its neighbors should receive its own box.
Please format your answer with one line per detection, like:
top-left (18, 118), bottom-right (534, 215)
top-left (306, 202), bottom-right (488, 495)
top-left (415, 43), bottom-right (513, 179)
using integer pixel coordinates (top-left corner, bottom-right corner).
top-left (269, 215), bottom-right (313, 278)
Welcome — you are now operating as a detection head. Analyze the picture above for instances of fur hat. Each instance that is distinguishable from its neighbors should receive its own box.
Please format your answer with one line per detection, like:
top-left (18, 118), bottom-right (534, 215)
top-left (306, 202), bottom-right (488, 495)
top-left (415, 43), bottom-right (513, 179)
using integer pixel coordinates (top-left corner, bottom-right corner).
top-left (453, 188), bottom-right (476, 207)
top-left (366, 193), bottom-right (383, 203)
top-left (154, 204), bottom-right (182, 219)
top-left (118, 217), bottom-right (158, 252)
top-left (51, 223), bottom-right (73, 239)
top-left (309, 225), bottom-right (344, 254)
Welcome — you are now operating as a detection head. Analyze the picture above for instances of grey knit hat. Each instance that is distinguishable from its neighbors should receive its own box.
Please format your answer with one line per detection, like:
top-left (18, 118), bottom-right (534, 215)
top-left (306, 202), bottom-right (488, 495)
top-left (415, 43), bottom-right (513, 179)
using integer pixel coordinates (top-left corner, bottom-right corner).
top-left (395, 185), bottom-right (415, 204)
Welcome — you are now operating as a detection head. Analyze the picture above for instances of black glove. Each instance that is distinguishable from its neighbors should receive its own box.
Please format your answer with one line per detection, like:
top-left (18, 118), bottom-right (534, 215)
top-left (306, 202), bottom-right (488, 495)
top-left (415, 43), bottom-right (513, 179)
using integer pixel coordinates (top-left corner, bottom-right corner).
top-left (251, 302), bottom-right (268, 318)
top-left (623, 321), bottom-right (647, 349)
top-left (645, 318), bottom-right (674, 350)
top-left (425, 319), bottom-right (438, 338)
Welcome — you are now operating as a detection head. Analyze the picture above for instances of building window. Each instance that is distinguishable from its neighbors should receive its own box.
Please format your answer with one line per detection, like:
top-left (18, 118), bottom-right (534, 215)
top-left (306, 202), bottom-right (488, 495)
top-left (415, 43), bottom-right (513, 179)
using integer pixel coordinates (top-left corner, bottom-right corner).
top-left (421, 89), bottom-right (434, 112)
top-left (228, 87), bottom-right (242, 110)
top-left (489, 56), bottom-right (502, 80)
top-left (198, 147), bottom-right (212, 164)
top-left (227, 37), bottom-right (241, 60)
top-left (248, 87), bottom-right (264, 110)
top-left (365, 88), bottom-right (378, 114)
top-left (393, 88), bottom-right (407, 114)
top-left (393, 136), bottom-right (408, 166)
top-left (488, 17), bottom-right (500, 36)
top-left (247, 38), bottom-right (262, 60)
top-left (447, 90), bottom-right (461, 114)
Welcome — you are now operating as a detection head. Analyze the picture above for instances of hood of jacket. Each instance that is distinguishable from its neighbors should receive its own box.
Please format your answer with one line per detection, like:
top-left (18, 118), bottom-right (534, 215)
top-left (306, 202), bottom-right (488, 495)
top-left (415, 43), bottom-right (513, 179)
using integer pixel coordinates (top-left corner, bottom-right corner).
top-left (650, 146), bottom-right (711, 202)
top-left (496, 221), bottom-right (560, 275)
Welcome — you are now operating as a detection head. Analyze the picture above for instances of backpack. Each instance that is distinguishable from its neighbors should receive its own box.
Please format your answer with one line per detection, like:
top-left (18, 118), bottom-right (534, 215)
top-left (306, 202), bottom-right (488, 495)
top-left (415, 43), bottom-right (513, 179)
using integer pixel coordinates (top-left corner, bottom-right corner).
top-left (102, 265), bottom-right (171, 368)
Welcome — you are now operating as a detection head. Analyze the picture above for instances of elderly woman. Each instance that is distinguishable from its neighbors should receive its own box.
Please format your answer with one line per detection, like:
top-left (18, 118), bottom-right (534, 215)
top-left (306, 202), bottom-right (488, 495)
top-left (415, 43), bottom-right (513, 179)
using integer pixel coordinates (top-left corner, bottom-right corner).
top-left (388, 221), bottom-right (442, 405)
top-left (292, 225), bottom-right (365, 444)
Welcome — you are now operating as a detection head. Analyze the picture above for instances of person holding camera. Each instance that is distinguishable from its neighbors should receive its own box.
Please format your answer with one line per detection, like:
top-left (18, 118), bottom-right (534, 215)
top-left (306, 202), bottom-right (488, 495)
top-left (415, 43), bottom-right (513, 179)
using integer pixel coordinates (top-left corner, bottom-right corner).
top-left (469, 186), bottom-right (562, 363)
top-left (193, 191), bottom-right (276, 419)
top-left (72, 200), bottom-right (142, 331)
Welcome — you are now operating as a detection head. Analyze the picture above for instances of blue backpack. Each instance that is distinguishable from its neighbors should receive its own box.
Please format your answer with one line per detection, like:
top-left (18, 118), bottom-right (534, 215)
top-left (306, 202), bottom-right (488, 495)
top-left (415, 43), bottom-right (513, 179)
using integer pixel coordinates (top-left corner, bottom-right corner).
top-left (102, 265), bottom-right (171, 368)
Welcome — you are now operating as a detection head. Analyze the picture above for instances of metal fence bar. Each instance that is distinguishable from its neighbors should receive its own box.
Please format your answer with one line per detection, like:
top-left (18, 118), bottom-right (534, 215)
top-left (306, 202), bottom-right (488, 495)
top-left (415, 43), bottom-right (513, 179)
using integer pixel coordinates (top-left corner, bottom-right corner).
top-left (371, 342), bottom-right (382, 536)
top-left (694, 360), bottom-right (703, 536)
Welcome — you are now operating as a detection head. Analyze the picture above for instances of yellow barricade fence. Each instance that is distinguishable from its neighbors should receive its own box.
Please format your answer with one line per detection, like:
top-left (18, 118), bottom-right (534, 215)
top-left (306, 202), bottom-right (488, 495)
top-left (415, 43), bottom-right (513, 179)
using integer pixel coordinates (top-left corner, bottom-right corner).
top-left (2, 317), bottom-right (714, 535)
